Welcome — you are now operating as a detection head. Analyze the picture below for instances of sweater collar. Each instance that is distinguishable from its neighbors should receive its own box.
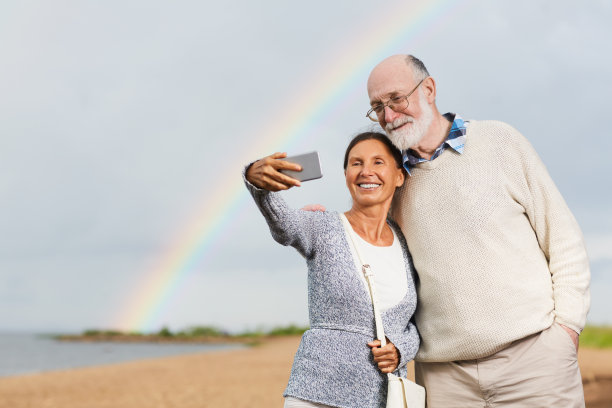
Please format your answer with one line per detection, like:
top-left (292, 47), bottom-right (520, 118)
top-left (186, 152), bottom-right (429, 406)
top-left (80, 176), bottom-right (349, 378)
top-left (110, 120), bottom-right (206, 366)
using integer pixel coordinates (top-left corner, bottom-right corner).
top-left (402, 113), bottom-right (467, 175)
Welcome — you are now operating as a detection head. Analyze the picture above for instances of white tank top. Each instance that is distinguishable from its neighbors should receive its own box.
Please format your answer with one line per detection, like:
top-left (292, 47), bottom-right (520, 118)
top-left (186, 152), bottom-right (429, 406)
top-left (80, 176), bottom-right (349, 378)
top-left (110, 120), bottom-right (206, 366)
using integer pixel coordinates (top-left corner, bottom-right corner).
top-left (341, 215), bottom-right (408, 312)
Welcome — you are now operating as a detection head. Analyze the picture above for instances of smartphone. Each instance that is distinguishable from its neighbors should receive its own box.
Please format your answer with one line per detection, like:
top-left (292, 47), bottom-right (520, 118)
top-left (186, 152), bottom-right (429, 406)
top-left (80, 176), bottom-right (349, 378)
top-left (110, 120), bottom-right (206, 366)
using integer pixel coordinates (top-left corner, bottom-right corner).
top-left (279, 151), bottom-right (323, 182)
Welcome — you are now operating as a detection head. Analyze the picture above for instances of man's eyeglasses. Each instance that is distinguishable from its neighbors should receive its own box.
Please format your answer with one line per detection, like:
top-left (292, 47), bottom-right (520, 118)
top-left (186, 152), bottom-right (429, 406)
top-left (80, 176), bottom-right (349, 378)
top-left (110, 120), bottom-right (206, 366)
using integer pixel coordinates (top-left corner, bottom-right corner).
top-left (366, 78), bottom-right (426, 122)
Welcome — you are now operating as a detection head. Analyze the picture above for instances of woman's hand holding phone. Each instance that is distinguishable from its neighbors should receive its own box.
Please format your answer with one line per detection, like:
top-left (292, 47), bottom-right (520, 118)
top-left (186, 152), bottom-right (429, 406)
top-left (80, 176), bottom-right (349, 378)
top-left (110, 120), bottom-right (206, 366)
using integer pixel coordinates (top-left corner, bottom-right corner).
top-left (246, 152), bottom-right (303, 191)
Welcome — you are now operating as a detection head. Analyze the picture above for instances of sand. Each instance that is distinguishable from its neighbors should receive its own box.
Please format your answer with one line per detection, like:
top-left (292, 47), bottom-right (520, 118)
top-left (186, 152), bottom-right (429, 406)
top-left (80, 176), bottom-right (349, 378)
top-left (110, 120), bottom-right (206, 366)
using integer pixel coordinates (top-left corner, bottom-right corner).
top-left (0, 336), bottom-right (610, 408)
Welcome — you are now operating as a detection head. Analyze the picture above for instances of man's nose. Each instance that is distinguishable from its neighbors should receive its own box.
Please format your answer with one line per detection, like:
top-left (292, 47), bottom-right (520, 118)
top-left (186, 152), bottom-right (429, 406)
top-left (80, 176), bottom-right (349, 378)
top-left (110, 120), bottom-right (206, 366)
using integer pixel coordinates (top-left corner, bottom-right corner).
top-left (383, 105), bottom-right (401, 125)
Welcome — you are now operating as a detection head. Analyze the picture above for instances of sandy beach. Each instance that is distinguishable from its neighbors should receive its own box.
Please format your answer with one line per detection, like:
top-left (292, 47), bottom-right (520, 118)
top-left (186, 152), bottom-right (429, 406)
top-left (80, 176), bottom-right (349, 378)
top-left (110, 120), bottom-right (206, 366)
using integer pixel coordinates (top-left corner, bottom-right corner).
top-left (0, 336), bottom-right (610, 408)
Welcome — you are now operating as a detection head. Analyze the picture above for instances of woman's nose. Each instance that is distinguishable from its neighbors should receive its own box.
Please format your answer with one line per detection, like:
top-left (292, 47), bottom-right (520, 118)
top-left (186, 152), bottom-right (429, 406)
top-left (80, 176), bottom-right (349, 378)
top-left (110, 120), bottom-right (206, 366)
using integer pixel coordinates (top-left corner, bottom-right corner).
top-left (360, 164), bottom-right (374, 176)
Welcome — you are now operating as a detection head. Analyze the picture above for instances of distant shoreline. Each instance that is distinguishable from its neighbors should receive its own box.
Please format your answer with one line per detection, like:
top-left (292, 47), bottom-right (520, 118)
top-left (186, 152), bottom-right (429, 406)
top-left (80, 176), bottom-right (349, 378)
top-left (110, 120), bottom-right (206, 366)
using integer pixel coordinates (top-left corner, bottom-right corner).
top-left (53, 324), bottom-right (309, 345)
top-left (55, 334), bottom-right (267, 344)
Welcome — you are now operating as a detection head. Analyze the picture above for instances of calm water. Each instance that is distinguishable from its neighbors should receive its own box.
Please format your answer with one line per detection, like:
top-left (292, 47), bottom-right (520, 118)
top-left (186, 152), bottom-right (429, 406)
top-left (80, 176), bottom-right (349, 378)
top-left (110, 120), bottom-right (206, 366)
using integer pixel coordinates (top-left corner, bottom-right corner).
top-left (0, 332), bottom-right (243, 377)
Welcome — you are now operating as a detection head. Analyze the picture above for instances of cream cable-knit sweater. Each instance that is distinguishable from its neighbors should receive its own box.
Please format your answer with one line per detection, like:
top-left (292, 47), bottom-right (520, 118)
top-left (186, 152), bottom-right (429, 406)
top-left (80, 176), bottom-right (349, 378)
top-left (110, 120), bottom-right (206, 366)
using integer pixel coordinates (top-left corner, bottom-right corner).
top-left (391, 120), bottom-right (590, 362)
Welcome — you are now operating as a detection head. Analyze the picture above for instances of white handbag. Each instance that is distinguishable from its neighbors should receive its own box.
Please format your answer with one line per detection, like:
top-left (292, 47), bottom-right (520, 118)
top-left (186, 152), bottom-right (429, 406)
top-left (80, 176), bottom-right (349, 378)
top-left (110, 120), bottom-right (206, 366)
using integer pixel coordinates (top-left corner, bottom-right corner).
top-left (341, 215), bottom-right (426, 408)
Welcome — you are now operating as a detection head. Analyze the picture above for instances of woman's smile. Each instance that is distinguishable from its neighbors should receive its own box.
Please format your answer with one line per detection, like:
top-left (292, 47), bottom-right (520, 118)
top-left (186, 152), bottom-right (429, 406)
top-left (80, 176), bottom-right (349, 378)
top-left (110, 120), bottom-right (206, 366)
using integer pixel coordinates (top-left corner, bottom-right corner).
top-left (358, 182), bottom-right (382, 190)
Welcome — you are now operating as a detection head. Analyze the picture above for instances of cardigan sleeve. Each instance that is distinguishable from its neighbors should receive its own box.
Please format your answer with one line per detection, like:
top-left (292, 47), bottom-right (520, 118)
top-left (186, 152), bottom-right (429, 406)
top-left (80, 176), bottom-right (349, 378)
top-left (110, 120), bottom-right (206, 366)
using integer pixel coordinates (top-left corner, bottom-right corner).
top-left (243, 167), bottom-right (318, 259)
top-left (385, 220), bottom-right (420, 369)
top-left (387, 320), bottom-right (419, 370)
top-left (504, 124), bottom-right (590, 334)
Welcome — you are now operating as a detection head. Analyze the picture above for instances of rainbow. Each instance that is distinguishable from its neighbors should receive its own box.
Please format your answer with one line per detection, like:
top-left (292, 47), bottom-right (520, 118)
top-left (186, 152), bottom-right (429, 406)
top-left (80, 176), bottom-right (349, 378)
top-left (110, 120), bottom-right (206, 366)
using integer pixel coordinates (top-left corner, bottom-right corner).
top-left (115, 0), bottom-right (468, 332)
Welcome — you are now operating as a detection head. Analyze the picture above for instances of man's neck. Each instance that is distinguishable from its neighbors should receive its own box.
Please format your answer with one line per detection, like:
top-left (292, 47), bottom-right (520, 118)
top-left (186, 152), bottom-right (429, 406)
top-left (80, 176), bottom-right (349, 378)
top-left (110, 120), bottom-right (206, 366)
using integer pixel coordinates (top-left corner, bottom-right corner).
top-left (410, 113), bottom-right (452, 160)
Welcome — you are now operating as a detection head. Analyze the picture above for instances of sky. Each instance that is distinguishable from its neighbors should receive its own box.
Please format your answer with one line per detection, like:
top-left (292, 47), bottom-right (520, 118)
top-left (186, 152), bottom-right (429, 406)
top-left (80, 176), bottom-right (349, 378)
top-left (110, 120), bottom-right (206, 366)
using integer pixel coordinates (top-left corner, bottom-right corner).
top-left (1, 0), bottom-right (611, 333)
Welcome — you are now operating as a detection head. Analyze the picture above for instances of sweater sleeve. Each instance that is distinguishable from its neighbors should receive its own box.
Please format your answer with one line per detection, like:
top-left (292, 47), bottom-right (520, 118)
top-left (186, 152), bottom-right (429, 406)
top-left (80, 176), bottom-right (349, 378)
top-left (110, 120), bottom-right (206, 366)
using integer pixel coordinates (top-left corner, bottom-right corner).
top-left (506, 126), bottom-right (590, 334)
top-left (243, 167), bottom-right (317, 259)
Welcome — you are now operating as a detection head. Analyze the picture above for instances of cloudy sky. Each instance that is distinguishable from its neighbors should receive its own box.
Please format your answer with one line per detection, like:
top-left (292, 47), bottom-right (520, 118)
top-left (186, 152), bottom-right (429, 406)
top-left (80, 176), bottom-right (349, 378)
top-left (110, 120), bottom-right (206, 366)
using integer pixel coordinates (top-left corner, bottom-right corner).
top-left (1, 0), bottom-right (611, 333)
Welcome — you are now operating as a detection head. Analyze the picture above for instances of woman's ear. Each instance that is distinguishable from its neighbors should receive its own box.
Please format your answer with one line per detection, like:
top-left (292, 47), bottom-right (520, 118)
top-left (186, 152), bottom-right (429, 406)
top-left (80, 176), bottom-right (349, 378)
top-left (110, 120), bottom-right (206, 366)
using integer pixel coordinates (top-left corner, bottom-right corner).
top-left (396, 168), bottom-right (405, 187)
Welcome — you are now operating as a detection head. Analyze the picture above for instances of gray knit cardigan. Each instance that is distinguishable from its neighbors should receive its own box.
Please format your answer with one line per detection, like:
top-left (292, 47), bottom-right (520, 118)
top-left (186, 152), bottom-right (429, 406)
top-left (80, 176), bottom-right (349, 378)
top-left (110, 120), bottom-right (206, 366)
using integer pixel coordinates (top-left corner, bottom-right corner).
top-left (245, 177), bottom-right (419, 408)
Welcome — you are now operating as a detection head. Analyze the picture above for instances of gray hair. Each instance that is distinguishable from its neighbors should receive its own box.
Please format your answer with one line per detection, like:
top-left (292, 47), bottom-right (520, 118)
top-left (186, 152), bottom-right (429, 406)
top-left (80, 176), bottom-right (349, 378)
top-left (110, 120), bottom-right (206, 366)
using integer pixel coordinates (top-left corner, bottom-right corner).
top-left (405, 55), bottom-right (430, 81)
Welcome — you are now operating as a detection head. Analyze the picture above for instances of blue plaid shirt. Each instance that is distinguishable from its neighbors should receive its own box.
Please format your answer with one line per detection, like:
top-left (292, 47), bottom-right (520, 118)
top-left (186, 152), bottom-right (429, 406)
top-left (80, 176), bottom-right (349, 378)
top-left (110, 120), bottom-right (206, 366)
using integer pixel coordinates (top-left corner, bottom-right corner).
top-left (403, 113), bottom-right (467, 175)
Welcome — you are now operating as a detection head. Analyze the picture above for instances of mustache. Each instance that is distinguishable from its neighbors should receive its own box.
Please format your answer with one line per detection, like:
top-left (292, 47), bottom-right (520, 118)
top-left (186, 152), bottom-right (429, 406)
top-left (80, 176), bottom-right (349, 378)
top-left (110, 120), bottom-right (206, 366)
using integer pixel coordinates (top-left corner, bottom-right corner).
top-left (385, 116), bottom-right (414, 132)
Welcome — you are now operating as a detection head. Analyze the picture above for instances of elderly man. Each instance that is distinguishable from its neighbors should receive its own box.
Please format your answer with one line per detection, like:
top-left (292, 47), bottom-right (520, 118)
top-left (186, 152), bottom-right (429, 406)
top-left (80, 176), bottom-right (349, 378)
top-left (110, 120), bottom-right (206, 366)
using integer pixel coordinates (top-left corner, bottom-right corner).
top-left (365, 54), bottom-right (589, 407)
top-left (248, 55), bottom-right (590, 407)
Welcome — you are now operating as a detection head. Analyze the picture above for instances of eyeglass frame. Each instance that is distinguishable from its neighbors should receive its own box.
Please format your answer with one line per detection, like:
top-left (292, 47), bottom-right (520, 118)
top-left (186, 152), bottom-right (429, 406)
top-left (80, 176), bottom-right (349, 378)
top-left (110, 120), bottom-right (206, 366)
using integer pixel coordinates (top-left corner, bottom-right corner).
top-left (366, 78), bottom-right (426, 122)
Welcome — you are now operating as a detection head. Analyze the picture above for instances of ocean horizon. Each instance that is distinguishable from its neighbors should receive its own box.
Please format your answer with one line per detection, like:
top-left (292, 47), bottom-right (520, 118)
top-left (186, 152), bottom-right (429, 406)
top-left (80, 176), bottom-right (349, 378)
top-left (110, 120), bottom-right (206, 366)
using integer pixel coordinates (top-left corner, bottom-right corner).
top-left (0, 332), bottom-right (243, 377)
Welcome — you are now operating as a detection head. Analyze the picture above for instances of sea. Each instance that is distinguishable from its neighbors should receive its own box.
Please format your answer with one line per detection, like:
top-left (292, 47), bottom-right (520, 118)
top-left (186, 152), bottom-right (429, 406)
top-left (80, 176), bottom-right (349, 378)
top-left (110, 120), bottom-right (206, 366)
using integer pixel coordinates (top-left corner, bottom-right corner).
top-left (0, 332), bottom-right (243, 377)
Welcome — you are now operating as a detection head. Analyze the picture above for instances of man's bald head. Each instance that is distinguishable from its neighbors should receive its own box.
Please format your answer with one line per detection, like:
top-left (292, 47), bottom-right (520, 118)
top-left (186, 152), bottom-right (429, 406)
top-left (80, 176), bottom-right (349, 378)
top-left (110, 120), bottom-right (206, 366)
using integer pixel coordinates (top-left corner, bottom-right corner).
top-left (367, 55), bottom-right (429, 101)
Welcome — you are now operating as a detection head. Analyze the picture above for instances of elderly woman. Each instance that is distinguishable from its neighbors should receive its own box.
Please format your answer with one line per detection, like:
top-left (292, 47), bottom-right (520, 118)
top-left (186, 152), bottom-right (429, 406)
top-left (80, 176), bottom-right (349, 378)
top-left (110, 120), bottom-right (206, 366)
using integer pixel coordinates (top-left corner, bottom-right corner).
top-left (244, 132), bottom-right (419, 408)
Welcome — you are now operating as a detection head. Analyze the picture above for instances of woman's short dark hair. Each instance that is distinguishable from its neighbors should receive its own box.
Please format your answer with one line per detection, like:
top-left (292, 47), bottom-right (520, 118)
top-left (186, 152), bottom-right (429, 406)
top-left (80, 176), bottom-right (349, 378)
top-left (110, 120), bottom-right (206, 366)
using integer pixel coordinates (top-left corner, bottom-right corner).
top-left (343, 132), bottom-right (403, 170)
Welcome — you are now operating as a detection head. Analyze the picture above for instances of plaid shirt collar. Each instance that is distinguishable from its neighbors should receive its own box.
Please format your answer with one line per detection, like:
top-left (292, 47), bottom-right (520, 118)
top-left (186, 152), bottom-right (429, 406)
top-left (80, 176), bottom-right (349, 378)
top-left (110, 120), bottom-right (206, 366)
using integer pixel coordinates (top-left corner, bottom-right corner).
top-left (402, 113), bottom-right (467, 175)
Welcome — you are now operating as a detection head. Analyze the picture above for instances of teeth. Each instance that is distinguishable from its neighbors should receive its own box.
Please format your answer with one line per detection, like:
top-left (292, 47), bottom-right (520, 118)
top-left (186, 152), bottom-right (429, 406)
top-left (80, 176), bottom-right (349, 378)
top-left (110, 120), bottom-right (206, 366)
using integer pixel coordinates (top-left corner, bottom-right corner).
top-left (359, 184), bottom-right (380, 189)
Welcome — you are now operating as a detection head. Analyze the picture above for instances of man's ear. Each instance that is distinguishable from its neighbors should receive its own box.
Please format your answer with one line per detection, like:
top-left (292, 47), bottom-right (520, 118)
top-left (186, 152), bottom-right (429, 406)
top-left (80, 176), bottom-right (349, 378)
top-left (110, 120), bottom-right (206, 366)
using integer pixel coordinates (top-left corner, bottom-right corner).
top-left (423, 76), bottom-right (436, 104)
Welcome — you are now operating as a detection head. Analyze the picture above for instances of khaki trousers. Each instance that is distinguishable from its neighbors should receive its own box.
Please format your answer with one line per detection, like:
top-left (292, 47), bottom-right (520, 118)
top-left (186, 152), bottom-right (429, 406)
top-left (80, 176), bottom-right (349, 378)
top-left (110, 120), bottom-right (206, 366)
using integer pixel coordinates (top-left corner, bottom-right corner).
top-left (415, 323), bottom-right (584, 407)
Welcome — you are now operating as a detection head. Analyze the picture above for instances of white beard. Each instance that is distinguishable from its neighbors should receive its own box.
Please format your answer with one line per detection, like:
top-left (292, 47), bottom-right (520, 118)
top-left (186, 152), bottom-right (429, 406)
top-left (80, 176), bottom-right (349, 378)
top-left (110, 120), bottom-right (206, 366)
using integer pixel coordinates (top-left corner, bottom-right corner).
top-left (385, 93), bottom-right (434, 151)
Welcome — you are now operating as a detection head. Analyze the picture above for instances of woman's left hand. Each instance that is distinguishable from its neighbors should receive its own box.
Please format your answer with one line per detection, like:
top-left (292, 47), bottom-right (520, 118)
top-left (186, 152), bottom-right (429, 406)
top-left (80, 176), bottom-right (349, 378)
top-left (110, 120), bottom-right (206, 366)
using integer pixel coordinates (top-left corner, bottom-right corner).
top-left (368, 339), bottom-right (399, 373)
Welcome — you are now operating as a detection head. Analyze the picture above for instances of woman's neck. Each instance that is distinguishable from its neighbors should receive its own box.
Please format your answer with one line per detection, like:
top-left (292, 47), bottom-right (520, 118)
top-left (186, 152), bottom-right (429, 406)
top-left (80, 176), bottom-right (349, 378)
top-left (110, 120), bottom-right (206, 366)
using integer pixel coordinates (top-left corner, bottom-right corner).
top-left (344, 204), bottom-right (393, 246)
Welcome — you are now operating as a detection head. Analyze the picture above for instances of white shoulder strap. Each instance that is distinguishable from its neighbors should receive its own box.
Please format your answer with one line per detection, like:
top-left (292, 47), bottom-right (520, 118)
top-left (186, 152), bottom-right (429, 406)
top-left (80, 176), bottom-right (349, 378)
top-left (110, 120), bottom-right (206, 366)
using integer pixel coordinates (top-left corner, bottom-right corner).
top-left (340, 214), bottom-right (387, 346)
